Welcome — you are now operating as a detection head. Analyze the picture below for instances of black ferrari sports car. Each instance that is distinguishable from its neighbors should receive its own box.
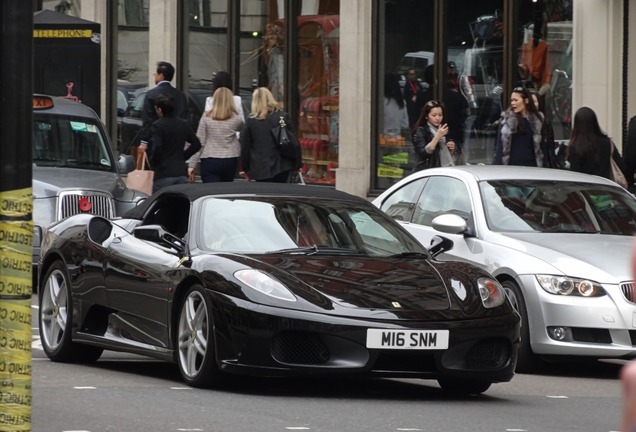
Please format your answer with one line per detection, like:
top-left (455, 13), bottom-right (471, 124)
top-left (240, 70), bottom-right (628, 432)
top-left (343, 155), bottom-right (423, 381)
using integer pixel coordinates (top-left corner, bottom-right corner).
top-left (38, 182), bottom-right (519, 394)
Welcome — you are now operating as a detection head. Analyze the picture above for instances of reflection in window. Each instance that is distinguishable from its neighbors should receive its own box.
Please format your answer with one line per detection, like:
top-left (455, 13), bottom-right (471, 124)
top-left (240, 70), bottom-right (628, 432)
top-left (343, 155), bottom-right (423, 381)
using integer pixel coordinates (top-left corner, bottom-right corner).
top-left (117, 0), bottom-right (150, 84)
top-left (517, 1), bottom-right (573, 141)
top-left (412, 176), bottom-right (471, 226)
top-left (376, 1), bottom-right (434, 190)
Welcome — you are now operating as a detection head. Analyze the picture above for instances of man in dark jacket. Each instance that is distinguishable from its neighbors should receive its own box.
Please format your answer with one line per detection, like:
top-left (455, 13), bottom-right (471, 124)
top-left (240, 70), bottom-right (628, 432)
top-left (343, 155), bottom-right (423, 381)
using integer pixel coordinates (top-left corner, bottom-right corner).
top-left (403, 68), bottom-right (427, 128)
top-left (149, 95), bottom-right (201, 192)
top-left (139, 61), bottom-right (189, 152)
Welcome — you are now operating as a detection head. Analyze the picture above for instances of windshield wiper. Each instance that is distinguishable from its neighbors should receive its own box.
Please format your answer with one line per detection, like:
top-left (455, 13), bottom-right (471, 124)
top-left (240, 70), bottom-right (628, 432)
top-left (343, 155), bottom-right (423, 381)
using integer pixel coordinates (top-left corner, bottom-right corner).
top-left (268, 245), bottom-right (365, 255)
top-left (388, 252), bottom-right (429, 258)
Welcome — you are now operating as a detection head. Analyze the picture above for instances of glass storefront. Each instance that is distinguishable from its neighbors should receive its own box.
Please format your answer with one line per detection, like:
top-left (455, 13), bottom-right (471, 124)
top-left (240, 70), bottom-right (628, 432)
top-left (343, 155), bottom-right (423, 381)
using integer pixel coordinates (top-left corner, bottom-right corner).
top-left (375, 0), bottom-right (574, 190)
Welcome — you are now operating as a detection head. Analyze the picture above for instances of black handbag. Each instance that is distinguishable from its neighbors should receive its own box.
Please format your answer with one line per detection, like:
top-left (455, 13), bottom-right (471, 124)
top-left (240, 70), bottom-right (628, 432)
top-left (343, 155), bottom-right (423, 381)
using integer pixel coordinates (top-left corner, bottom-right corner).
top-left (271, 113), bottom-right (302, 164)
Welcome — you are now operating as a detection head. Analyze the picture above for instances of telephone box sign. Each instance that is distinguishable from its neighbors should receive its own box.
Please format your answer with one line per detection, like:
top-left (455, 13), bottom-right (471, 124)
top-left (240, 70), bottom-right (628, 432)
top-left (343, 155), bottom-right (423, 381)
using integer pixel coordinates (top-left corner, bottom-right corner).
top-left (33, 29), bottom-right (93, 38)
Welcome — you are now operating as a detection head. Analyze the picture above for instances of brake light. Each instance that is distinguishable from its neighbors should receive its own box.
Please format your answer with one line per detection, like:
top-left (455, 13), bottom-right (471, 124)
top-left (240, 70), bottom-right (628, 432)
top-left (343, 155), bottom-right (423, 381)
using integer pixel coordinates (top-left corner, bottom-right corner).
top-left (33, 95), bottom-right (54, 109)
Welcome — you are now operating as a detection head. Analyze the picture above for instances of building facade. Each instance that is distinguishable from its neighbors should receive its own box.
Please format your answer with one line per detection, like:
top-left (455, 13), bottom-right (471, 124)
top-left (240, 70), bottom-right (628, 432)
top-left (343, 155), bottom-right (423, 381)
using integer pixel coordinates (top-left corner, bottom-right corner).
top-left (40, 0), bottom-right (636, 198)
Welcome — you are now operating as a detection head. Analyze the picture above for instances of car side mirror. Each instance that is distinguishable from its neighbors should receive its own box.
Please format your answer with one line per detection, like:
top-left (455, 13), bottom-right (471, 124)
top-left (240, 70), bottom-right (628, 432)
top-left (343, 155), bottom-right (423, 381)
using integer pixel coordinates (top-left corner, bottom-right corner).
top-left (117, 154), bottom-right (136, 174)
top-left (432, 213), bottom-right (468, 235)
top-left (428, 235), bottom-right (454, 258)
top-left (134, 224), bottom-right (186, 253)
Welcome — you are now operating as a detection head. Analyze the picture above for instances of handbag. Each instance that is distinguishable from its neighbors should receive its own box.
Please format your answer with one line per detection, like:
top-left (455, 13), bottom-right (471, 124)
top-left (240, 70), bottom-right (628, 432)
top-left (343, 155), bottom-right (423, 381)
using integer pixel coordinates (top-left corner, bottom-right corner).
top-left (609, 140), bottom-right (629, 188)
top-left (271, 113), bottom-right (302, 165)
top-left (126, 151), bottom-right (154, 195)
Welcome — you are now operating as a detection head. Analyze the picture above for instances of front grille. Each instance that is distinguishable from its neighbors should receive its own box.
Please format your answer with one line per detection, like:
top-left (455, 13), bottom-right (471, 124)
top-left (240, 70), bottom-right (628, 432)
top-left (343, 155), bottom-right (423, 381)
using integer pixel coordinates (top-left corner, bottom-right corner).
top-left (272, 332), bottom-right (330, 365)
top-left (465, 339), bottom-right (510, 370)
top-left (571, 327), bottom-right (612, 344)
top-left (57, 191), bottom-right (114, 220)
top-left (621, 282), bottom-right (636, 303)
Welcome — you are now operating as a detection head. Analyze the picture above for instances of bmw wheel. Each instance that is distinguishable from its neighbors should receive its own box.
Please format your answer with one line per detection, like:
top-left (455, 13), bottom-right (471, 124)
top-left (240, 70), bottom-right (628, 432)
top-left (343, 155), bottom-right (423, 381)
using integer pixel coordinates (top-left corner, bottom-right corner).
top-left (39, 261), bottom-right (103, 362)
top-left (177, 285), bottom-right (220, 387)
top-left (502, 279), bottom-right (539, 372)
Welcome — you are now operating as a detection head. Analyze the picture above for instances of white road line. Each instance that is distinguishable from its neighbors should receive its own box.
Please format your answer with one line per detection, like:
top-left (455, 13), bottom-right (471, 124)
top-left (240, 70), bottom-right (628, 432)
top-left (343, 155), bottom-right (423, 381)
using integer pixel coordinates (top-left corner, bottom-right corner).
top-left (73, 386), bottom-right (97, 390)
top-left (170, 387), bottom-right (193, 390)
top-left (506, 429), bottom-right (528, 431)
top-left (397, 429), bottom-right (423, 431)
top-left (285, 428), bottom-right (311, 430)
top-left (546, 395), bottom-right (568, 398)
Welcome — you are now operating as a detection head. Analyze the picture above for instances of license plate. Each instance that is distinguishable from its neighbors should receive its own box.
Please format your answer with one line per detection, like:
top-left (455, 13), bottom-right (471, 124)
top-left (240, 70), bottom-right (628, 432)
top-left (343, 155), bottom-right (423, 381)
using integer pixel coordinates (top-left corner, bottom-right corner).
top-left (366, 329), bottom-right (449, 350)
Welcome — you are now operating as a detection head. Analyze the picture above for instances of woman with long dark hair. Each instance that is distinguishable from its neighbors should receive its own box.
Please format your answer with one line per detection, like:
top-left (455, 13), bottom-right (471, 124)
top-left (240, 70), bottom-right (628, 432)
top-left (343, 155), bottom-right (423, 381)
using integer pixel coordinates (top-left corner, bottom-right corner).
top-left (494, 86), bottom-right (543, 166)
top-left (382, 72), bottom-right (408, 137)
top-left (567, 106), bottom-right (627, 181)
top-left (412, 100), bottom-right (456, 171)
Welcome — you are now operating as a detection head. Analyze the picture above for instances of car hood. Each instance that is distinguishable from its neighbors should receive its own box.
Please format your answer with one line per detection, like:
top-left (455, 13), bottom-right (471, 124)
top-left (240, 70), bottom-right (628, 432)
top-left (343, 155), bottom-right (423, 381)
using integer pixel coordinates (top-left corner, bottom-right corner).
top-left (233, 255), bottom-right (477, 313)
top-left (33, 166), bottom-right (128, 199)
top-left (499, 232), bottom-right (633, 282)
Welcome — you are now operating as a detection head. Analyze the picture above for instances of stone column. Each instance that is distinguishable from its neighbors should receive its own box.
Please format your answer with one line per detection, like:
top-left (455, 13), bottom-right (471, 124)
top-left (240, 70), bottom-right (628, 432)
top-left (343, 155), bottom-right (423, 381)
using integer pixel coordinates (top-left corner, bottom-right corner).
top-left (148, 0), bottom-right (180, 87)
top-left (336, 0), bottom-right (373, 198)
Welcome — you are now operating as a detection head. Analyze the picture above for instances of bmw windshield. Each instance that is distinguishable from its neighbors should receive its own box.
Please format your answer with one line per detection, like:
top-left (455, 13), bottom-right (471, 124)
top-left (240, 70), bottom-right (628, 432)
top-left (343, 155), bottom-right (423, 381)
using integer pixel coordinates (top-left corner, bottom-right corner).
top-left (480, 180), bottom-right (636, 234)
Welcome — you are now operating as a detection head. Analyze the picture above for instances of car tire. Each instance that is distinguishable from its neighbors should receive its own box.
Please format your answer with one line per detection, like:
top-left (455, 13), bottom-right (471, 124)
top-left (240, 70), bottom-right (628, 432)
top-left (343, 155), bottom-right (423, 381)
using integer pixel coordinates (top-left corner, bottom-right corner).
top-left (176, 284), bottom-right (221, 388)
top-left (437, 378), bottom-right (491, 395)
top-left (39, 261), bottom-right (103, 363)
top-left (502, 279), bottom-right (539, 372)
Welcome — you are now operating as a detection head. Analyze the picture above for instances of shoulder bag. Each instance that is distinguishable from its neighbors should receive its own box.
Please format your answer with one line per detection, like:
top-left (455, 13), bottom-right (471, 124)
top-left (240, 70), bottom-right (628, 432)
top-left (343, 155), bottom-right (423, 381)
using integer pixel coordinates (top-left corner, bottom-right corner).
top-left (271, 112), bottom-right (302, 164)
top-left (609, 140), bottom-right (629, 189)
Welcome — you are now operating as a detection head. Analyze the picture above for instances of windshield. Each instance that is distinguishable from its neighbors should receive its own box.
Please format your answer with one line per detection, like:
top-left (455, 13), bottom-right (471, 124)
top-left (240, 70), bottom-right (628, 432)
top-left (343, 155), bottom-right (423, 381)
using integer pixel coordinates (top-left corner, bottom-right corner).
top-left (198, 197), bottom-right (426, 256)
top-left (480, 180), bottom-right (636, 235)
top-left (33, 114), bottom-right (115, 172)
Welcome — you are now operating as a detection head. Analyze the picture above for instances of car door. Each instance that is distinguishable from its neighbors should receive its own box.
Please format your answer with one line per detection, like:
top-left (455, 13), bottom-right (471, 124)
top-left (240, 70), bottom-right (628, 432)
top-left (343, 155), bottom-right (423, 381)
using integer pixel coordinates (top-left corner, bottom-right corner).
top-left (104, 220), bottom-right (181, 349)
top-left (391, 175), bottom-right (480, 263)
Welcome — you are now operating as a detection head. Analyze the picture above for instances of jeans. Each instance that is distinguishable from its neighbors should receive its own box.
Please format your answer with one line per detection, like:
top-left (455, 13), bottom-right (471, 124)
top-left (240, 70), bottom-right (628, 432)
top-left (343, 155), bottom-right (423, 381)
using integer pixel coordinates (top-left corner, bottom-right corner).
top-left (153, 176), bottom-right (188, 193)
top-left (200, 157), bottom-right (238, 183)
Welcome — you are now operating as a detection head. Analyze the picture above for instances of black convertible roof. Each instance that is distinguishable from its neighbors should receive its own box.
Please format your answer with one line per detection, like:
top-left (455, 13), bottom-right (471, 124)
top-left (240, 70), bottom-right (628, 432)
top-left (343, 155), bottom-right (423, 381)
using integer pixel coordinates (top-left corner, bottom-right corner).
top-left (123, 182), bottom-right (370, 220)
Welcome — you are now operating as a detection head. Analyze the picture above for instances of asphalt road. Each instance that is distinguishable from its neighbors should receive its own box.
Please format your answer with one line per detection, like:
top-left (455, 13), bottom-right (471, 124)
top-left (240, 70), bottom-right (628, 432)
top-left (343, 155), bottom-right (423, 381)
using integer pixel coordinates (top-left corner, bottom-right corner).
top-left (29, 298), bottom-right (626, 432)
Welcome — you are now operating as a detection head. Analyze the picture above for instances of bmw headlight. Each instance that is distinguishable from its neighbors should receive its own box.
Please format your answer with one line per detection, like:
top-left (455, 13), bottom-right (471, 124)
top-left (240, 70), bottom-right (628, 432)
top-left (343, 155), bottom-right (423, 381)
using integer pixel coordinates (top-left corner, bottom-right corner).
top-left (536, 275), bottom-right (606, 297)
top-left (477, 277), bottom-right (506, 308)
top-left (234, 269), bottom-right (297, 302)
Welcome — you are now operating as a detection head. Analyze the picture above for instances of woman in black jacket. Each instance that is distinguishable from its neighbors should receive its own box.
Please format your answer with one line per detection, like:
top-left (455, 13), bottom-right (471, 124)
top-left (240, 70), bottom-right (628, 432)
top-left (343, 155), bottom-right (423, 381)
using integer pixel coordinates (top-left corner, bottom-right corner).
top-left (412, 100), bottom-right (456, 171)
top-left (567, 106), bottom-right (627, 183)
top-left (240, 87), bottom-right (300, 182)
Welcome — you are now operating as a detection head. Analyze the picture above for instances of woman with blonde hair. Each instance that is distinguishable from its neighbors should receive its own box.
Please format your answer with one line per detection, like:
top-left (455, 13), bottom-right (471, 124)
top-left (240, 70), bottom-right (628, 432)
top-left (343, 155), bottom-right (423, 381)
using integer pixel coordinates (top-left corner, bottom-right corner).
top-left (240, 87), bottom-right (301, 182)
top-left (188, 87), bottom-right (243, 182)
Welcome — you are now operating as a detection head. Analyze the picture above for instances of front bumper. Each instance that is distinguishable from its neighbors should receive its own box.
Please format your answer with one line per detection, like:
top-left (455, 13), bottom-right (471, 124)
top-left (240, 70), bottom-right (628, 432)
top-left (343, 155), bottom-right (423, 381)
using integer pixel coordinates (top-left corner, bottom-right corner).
top-left (209, 293), bottom-right (520, 383)
top-left (520, 274), bottom-right (636, 358)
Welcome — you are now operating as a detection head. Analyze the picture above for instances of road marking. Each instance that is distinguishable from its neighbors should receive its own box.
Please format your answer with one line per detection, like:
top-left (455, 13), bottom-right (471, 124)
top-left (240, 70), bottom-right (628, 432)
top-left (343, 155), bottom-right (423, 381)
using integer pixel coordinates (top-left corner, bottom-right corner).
top-left (73, 386), bottom-right (96, 390)
top-left (546, 395), bottom-right (568, 398)
top-left (285, 428), bottom-right (310, 430)
top-left (397, 429), bottom-right (423, 431)
top-left (170, 387), bottom-right (192, 390)
top-left (506, 429), bottom-right (528, 431)
top-left (177, 429), bottom-right (203, 431)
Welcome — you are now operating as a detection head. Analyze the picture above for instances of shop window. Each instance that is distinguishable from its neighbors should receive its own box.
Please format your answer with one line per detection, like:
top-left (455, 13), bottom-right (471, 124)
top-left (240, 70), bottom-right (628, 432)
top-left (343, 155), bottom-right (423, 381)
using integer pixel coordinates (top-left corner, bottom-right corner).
top-left (297, 14), bottom-right (340, 185)
top-left (517, 0), bottom-right (573, 142)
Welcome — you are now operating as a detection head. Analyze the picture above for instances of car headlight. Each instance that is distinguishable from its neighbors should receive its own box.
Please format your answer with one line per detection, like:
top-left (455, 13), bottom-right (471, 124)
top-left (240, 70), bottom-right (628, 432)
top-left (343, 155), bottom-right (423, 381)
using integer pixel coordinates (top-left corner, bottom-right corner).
top-left (234, 269), bottom-right (297, 302)
top-left (536, 275), bottom-right (606, 297)
top-left (477, 277), bottom-right (506, 308)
